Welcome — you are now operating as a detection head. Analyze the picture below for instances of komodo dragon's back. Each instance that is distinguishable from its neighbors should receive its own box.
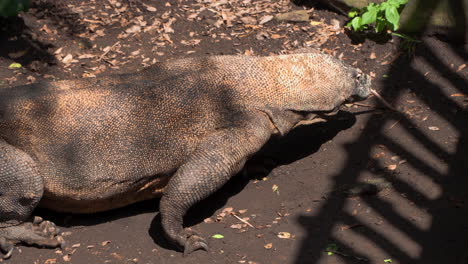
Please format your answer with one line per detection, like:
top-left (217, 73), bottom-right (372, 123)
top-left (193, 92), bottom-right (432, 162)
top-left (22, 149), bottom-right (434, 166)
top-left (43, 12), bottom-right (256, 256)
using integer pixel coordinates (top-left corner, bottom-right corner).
top-left (0, 53), bottom-right (371, 257)
top-left (0, 65), bottom-right (239, 213)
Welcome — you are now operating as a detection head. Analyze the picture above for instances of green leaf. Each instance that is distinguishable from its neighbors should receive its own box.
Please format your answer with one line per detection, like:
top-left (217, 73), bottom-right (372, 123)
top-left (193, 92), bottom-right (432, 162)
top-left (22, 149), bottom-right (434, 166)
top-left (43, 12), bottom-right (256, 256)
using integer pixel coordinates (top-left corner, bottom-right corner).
top-left (212, 234), bottom-right (224, 239)
top-left (348, 9), bottom-right (359, 18)
top-left (325, 243), bottom-right (338, 256)
top-left (375, 19), bottom-right (386, 33)
top-left (361, 9), bottom-right (377, 25)
top-left (366, 3), bottom-right (378, 13)
top-left (386, 0), bottom-right (400, 8)
top-left (379, 2), bottom-right (388, 11)
top-left (351, 17), bottom-right (362, 31)
top-left (8, 62), bottom-right (22, 69)
top-left (385, 6), bottom-right (400, 30)
top-left (384, 259), bottom-right (393, 263)
top-left (393, 0), bottom-right (408, 5)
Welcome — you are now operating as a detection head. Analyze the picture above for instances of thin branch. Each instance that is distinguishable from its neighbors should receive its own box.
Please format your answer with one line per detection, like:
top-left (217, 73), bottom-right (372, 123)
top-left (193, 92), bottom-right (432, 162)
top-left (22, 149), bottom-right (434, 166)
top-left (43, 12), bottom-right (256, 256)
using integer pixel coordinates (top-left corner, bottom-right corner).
top-left (370, 89), bottom-right (398, 112)
top-left (231, 214), bottom-right (255, 228)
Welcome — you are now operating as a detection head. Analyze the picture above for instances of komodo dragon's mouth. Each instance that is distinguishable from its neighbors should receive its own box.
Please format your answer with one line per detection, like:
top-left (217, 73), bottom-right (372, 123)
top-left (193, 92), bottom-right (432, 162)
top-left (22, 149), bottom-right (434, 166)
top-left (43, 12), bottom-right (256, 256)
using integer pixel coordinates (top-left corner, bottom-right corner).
top-left (293, 107), bottom-right (340, 128)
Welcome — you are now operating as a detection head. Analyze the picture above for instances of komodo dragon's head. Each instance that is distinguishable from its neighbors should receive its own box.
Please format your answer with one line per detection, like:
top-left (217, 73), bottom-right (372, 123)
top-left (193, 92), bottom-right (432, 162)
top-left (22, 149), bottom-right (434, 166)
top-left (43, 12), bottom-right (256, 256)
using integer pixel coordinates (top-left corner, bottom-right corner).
top-left (280, 54), bottom-right (372, 129)
top-left (346, 68), bottom-right (372, 103)
top-left (260, 53), bottom-right (372, 114)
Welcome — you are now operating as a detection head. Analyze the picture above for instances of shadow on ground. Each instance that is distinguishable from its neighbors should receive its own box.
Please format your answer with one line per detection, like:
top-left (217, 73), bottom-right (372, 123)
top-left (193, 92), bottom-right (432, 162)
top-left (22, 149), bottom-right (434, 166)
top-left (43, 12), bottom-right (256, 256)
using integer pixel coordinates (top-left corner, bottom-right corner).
top-left (294, 14), bottom-right (467, 264)
top-left (0, 1), bottom-right (88, 73)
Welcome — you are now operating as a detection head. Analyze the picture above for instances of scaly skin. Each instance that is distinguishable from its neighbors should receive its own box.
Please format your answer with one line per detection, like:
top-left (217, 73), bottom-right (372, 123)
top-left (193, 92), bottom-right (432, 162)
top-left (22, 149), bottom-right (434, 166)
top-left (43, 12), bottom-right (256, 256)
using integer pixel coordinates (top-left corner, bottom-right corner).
top-left (0, 53), bottom-right (371, 258)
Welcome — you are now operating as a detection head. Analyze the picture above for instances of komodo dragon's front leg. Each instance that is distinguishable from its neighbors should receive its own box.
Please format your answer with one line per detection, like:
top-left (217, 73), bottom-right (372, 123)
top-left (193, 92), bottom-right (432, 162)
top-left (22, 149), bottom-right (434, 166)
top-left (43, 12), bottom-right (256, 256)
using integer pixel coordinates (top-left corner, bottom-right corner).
top-left (159, 110), bottom-right (273, 255)
top-left (0, 139), bottom-right (64, 259)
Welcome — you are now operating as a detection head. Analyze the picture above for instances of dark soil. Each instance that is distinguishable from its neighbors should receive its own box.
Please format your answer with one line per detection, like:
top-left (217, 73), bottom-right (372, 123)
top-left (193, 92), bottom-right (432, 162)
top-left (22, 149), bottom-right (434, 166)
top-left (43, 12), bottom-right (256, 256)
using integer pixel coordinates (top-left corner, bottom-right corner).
top-left (0, 1), bottom-right (467, 264)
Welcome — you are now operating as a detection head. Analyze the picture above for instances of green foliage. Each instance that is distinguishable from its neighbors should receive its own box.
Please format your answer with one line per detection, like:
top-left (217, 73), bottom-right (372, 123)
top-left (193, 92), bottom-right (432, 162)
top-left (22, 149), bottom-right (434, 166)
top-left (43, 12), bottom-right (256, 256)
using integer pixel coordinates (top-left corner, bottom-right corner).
top-left (347, 0), bottom-right (408, 33)
top-left (392, 32), bottom-right (421, 56)
top-left (0, 0), bottom-right (30, 17)
top-left (325, 243), bottom-right (338, 256)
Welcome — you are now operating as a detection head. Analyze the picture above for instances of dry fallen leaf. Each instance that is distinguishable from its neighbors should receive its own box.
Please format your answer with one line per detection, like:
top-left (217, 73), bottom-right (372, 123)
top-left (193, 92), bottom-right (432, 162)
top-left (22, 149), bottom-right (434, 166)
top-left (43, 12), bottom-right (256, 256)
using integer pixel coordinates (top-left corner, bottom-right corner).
top-left (373, 152), bottom-right (385, 159)
top-left (54, 47), bottom-right (63, 55)
top-left (264, 243), bottom-right (273, 249)
top-left (457, 64), bottom-right (466, 72)
top-left (40, 24), bottom-right (52, 34)
top-left (125, 25), bottom-right (141, 34)
top-left (230, 223), bottom-right (243, 229)
top-left (144, 4), bottom-right (157, 12)
top-left (240, 16), bottom-right (257, 25)
top-left (387, 164), bottom-right (397, 170)
top-left (330, 18), bottom-right (340, 30)
top-left (277, 232), bottom-right (291, 239)
top-left (45, 259), bottom-right (57, 264)
top-left (270, 34), bottom-right (282, 39)
top-left (272, 184), bottom-right (279, 194)
top-left (101, 240), bottom-right (111, 246)
top-left (62, 54), bottom-right (73, 64)
top-left (428, 126), bottom-right (440, 131)
top-left (110, 252), bottom-right (124, 260)
top-left (259, 15), bottom-right (273, 25)
top-left (222, 207), bottom-right (234, 214)
top-left (203, 217), bottom-right (214, 223)
top-left (26, 75), bottom-right (36, 83)
top-left (63, 254), bottom-right (71, 262)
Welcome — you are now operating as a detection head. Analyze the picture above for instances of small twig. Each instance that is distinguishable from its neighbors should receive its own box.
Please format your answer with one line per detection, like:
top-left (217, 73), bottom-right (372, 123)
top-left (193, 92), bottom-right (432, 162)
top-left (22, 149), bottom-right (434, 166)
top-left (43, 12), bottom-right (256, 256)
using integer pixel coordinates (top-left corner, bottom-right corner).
top-left (231, 214), bottom-right (255, 228)
top-left (387, 118), bottom-right (402, 130)
top-left (350, 102), bottom-right (378, 108)
top-left (370, 89), bottom-right (398, 112)
top-left (99, 41), bottom-right (120, 61)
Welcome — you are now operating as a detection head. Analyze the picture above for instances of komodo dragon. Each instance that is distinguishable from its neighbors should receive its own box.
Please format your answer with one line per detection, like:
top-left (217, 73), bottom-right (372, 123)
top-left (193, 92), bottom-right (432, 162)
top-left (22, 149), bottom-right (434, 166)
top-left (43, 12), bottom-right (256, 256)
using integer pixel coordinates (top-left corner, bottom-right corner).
top-left (0, 53), bottom-right (371, 258)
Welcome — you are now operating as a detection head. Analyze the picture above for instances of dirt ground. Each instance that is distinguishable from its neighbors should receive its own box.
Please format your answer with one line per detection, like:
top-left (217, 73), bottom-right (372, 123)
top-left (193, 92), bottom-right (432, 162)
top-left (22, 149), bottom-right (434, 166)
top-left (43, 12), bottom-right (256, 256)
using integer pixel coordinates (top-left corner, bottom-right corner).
top-left (0, 0), bottom-right (467, 264)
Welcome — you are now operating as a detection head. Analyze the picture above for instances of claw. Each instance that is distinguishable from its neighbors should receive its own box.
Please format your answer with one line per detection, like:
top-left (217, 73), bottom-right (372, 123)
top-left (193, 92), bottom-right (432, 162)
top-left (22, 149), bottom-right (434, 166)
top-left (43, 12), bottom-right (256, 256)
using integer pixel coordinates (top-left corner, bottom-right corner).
top-left (182, 234), bottom-right (209, 256)
top-left (33, 216), bottom-right (43, 225)
top-left (0, 217), bottom-right (65, 256)
top-left (57, 236), bottom-right (66, 249)
top-left (0, 238), bottom-right (14, 259)
top-left (2, 247), bottom-right (13, 259)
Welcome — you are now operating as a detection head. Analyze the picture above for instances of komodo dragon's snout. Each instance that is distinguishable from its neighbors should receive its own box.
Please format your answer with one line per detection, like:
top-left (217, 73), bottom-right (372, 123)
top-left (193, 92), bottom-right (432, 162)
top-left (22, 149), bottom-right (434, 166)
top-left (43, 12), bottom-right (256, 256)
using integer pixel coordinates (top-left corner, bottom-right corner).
top-left (347, 69), bottom-right (372, 103)
top-left (0, 52), bottom-right (371, 258)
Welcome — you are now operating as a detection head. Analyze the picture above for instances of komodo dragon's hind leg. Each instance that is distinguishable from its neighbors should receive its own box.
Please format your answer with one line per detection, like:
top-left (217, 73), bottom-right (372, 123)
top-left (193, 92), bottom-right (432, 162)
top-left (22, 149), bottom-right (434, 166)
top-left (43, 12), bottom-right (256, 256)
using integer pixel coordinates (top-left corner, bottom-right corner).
top-left (159, 111), bottom-right (273, 255)
top-left (0, 140), bottom-right (64, 259)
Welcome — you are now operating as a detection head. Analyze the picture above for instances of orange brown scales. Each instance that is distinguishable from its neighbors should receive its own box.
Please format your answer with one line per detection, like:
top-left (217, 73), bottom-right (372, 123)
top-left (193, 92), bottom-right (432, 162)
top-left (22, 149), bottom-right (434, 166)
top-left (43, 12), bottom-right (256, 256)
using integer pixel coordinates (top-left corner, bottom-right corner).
top-left (0, 52), bottom-right (371, 257)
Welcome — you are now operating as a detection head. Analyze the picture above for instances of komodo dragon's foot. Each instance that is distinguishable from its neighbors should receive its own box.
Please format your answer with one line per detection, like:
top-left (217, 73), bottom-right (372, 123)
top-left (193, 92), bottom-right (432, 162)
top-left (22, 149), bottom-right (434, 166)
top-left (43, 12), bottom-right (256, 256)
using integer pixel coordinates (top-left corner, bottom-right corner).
top-left (0, 217), bottom-right (65, 259)
top-left (170, 228), bottom-right (208, 256)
